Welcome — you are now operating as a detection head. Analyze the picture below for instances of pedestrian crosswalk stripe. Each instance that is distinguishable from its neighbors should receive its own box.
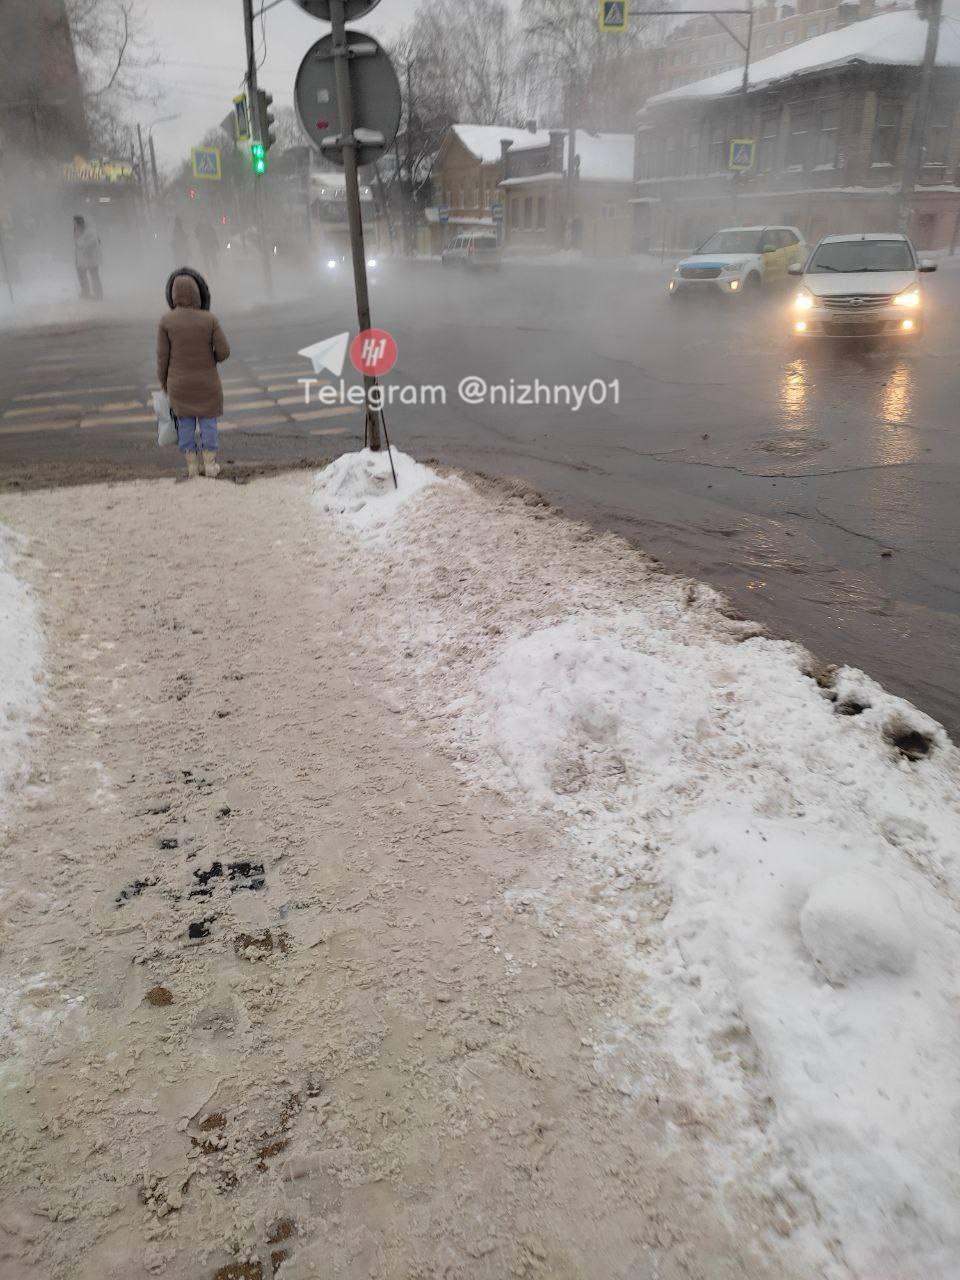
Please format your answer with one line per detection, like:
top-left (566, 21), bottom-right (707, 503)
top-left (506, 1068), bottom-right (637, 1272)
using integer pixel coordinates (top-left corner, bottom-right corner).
top-left (3, 404), bottom-right (84, 418)
top-left (11, 385), bottom-right (140, 401)
top-left (80, 413), bottom-right (152, 428)
top-left (309, 427), bottom-right (351, 437)
top-left (0, 419), bottom-right (77, 435)
top-left (219, 415), bottom-right (291, 431)
top-left (290, 407), bottom-right (355, 422)
top-left (223, 398), bottom-right (278, 410)
top-left (264, 380), bottom-right (330, 392)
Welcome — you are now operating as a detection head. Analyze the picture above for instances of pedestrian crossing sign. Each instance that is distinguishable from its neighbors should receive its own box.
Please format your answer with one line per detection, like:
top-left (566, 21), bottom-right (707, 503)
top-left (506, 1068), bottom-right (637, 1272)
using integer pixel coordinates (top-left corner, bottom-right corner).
top-left (191, 146), bottom-right (222, 181)
top-left (599, 0), bottom-right (628, 32)
top-left (729, 139), bottom-right (755, 171)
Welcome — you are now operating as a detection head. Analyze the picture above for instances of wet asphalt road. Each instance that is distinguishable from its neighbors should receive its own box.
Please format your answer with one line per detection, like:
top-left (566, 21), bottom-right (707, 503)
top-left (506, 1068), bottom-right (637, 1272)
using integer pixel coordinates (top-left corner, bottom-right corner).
top-left (1, 258), bottom-right (958, 737)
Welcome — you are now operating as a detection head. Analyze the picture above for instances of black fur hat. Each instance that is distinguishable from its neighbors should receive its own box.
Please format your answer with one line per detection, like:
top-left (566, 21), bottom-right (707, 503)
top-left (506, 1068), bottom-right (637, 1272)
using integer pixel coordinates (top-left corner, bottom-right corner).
top-left (165, 266), bottom-right (211, 311)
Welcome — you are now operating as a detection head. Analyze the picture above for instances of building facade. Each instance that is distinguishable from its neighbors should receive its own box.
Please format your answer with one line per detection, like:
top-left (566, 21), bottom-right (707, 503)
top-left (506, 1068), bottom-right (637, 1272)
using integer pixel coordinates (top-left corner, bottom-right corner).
top-left (640, 0), bottom-right (908, 99)
top-left (500, 130), bottom-right (634, 256)
top-left (633, 11), bottom-right (960, 252)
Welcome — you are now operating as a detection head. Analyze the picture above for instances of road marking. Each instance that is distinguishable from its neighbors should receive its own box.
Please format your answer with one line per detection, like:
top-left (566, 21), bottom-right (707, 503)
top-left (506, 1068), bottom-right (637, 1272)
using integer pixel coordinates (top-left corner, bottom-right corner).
top-left (223, 398), bottom-right (279, 410)
top-left (219, 415), bottom-right (291, 431)
top-left (264, 380), bottom-right (331, 392)
top-left (11, 385), bottom-right (141, 401)
top-left (0, 419), bottom-right (78, 435)
top-left (290, 407), bottom-right (355, 422)
top-left (310, 427), bottom-right (351, 437)
top-left (3, 403), bottom-right (85, 418)
top-left (80, 413), bottom-right (152, 428)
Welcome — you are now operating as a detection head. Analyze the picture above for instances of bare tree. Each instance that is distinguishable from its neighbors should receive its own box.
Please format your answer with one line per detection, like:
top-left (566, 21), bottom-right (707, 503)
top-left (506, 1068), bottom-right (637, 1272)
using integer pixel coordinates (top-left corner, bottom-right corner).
top-left (66, 0), bottom-right (154, 153)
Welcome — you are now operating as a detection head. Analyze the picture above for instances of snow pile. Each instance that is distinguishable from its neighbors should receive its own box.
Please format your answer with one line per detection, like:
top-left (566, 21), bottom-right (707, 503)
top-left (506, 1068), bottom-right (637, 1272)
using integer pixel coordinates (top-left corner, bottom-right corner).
top-left (470, 612), bottom-right (960, 1278)
top-left (313, 467), bottom-right (960, 1277)
top-left (313, 448), bottom-right (451, 540)
top-left (0, 526), bottom-right (42, 823)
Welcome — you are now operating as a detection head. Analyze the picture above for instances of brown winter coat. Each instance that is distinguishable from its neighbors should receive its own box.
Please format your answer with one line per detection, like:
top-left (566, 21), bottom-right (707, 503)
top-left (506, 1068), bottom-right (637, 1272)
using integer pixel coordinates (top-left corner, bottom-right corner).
top-left (156, 274), bottom-right (230, 418)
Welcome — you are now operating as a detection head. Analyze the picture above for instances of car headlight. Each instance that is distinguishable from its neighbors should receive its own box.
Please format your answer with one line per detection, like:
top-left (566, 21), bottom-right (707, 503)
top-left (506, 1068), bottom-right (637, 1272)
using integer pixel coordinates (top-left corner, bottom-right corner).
top-left (326, 258), bottom-right (337, 269)
top-left (893, 288), bottom-right (920, 307)
top-left (793, 287), bottom-right (814, 311)
top-left (367, 257), bottom-right (378, 269)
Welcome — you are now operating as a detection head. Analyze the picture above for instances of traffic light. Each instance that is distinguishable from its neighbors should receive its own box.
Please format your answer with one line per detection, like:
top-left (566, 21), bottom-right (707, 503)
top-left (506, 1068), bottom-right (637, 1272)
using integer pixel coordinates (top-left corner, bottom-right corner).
top-left (256, 89), bottom-right (276, 152)
top-left (251, 142), bottom-right (266, 175)
top-left (188, 187), bottom-right (197, 199)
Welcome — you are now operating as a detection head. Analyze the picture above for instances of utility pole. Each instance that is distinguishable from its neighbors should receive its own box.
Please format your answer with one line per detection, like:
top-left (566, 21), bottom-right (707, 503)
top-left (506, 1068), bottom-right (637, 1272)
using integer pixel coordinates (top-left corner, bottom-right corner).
top-left (405, 58), bottom-right (414, 256)
top-left (136, 123), bottom-right (150, 205)
top-left (899, 0), bottom-right (943, 233)
top-left (148, 134), bottom-right (160, 201)
top-left (564, 70), bottom-right (577, 250)
top-left (242, 0), bottom-right (274, 295)
top-left (328, 0), bottom-right (382, 449)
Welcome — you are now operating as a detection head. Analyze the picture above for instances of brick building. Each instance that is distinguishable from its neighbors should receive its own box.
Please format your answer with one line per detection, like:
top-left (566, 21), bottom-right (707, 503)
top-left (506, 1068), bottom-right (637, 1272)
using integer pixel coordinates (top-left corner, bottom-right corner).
top-left (633, 9), bottom-right (960, 253)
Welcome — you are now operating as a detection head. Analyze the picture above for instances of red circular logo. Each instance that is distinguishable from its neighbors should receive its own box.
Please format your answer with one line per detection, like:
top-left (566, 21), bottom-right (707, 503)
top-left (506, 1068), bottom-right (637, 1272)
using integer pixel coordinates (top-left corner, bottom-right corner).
top-left (349, 328), bottom-right (397, 376)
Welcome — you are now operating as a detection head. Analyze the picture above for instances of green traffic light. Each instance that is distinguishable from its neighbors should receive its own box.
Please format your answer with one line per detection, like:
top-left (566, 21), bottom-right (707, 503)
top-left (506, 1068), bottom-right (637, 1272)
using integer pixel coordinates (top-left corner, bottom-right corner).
top-left (251, 142), bottom-right (266, 175)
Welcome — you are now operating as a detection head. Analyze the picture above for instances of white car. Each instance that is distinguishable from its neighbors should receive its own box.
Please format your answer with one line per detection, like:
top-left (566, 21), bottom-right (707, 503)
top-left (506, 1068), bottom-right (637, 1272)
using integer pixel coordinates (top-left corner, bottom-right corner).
top-left (789, 232), bottom-right (936, 338)
top-left (668, 225), bottom-right (806, 298)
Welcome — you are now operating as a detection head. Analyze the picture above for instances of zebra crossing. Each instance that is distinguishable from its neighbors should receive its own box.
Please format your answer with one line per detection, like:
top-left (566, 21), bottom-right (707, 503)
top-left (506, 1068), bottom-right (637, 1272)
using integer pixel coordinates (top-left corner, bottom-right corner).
top-left (0, 355), bottom-right (357, 441)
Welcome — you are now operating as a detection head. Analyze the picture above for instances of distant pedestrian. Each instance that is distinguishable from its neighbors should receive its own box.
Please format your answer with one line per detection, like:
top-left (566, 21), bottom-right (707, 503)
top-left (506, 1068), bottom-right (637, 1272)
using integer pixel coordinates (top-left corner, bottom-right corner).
top-left (156, 269), bottom-right (230, 479)
top-left (73, 215), bottom-right (103, 300)
top-left (195, 220), bottom-right (220, 277)
top-left (171, 216), bottom-right (190, 264)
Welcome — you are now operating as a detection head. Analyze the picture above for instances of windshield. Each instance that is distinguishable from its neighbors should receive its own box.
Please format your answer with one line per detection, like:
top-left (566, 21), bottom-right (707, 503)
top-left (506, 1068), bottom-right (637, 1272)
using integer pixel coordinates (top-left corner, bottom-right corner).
top-left (808, 239), bottom-right (914, 273)
top-left (695, 230), bottom-right (763, 255)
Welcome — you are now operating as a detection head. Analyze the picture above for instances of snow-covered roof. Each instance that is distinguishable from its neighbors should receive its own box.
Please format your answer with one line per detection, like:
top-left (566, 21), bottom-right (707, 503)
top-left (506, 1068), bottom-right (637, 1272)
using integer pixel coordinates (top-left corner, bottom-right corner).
top-left (566, 131), bottom-right (634, 182)
top-left (647, 9), bottom-right (960, 105)
top-left (450, 124), bottom-right (551, 164)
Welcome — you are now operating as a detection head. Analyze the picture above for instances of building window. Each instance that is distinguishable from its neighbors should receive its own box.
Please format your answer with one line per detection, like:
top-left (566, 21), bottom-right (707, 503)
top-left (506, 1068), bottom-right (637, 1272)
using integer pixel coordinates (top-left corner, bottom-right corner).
top-left (637, 133), bottom-right (658, 180)
top-left (924, 100), bottom-right (952, 168)
top-left (872, 101), bottom-right (901, 166)
top-left (787, 102), bottom-right (811, 168)
top-left (783, 29), bottom-right (796, 43)
top-left (537, 196), bottom-right (546, 228)
top-left (663, 133), bottom-right (678, 177)
top-left (758, 109), bottom-right (779, 173)
top-left (523, 196), bottom-right (533, 228)
top-left (805, 20), bottom-right (820, 36)
top-left (684, 125), bottom-right (701, 176)
top-left (816, 100), bottom-right (840, 166)
top-left (763, 32), bottom-right (775, 47)
top-left (709, 120), bottom-right (726, 172)
top-left (511, 199), bottom-right (520, 228)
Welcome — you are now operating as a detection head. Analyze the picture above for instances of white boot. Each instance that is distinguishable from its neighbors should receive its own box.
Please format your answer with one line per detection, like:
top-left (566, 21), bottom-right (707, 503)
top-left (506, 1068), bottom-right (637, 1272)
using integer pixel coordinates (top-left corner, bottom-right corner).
top-left (202, 450), bottom-right (220, 479)
top-left (185, 451), bottom-right (201, 478)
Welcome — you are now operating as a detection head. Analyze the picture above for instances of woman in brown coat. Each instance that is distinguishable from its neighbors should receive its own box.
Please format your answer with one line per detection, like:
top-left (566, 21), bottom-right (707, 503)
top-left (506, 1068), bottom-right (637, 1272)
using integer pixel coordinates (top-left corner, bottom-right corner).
top-left (157, 270), bottom-right (230, 478)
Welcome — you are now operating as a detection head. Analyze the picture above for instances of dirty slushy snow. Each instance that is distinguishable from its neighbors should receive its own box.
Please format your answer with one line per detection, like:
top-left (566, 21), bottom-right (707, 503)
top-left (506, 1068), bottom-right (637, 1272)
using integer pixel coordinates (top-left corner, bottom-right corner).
top-left (0, 526), bottom-right (42, 824)
top-left (315, 448), bottom-right (960, 1280)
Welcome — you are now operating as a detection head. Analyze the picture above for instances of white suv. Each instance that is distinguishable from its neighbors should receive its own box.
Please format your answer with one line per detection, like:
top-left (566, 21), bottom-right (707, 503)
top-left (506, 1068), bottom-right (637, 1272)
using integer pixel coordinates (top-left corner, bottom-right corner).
top-left (668, 225), bottom-right (806, 298)
top-left (789, 232), bottom-right (937, 338)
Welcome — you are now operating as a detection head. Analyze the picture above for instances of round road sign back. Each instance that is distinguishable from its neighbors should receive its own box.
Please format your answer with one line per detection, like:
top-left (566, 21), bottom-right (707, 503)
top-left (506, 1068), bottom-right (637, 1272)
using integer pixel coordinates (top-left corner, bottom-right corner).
top-left (295, 31), bottom-right (401, 167)
top-left (292, 0), bottom-right (381, 21)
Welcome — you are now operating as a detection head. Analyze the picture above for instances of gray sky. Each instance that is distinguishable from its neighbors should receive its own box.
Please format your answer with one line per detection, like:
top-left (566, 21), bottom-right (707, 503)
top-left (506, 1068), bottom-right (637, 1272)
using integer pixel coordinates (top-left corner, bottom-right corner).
top-left (140, 0), bottom-right (430, 167)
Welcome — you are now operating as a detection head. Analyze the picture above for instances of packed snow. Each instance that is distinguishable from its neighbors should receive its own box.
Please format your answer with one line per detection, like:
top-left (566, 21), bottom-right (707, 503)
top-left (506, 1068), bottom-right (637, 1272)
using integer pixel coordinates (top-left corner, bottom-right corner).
top-left (313, 451), bottom-right (960, 1279)
top-left (449, 123), bottom-right (551, 164)
top-left (312, 446), bottom-right (456, 539)
top-left (648, 8), bottom-right (960, 104)
top-left (0, 526), bottom-right (42, 824)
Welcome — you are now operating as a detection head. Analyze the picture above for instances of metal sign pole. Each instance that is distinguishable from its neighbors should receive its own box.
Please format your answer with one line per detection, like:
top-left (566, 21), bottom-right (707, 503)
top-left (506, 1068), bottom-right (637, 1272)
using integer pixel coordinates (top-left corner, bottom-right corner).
top-left (0, 227), bottom-right (14, 303)
top-left (328, 0), bottom-right (382, 450)
top-left (242, 0), bottom-right (275, 297)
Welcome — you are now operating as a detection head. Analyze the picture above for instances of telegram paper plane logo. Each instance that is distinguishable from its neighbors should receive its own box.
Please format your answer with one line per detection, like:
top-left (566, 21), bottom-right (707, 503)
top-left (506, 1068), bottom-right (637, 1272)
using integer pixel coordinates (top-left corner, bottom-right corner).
top-left (298, 331), bottom-right (349, 376)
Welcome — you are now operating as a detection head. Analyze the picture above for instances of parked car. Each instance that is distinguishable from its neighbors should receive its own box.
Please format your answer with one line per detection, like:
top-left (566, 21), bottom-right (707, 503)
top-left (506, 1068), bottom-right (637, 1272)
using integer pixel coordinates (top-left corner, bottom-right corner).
top-left (441, 231), bottom-right (502, 269)
top-left (788, 232), bottom-right (936, 338)
top-left (668, 225), bottom-right (806, 298)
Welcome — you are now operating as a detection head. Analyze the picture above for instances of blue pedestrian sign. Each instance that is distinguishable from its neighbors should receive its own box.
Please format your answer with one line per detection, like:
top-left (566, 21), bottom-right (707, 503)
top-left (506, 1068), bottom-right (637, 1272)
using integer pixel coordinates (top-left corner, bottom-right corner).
top-left (491, 203), bottom-right (504, 222)
top-left (599, 0), bottom-right (628, 32)
top-left (729, 139), bottom-right (755, 172)
top-left (438, 206), bottom-right (449, 224)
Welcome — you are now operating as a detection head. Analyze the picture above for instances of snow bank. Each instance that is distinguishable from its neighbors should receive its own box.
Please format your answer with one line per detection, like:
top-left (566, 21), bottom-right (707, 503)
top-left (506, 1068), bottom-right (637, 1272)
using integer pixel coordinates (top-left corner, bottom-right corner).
top-left (313, 447), bottom-right (452, 540)
top-left (0, 526), bottom-right (42, 822)
top-left (472, 613), bottom-right (960, 1278)
top-left (314, 465), bottom-right (960, 1277)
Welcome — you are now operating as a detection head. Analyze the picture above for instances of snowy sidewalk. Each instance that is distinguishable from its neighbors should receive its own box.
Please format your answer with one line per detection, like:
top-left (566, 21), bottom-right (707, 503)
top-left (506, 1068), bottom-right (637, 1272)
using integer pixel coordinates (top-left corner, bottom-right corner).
top-left (0, 456), bottom-right (958, 1279)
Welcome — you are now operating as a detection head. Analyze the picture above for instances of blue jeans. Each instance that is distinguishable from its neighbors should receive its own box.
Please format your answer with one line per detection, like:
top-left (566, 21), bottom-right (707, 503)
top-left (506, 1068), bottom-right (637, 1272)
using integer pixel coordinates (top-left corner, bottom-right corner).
top-left (176, 416), bottom-right (218, 454)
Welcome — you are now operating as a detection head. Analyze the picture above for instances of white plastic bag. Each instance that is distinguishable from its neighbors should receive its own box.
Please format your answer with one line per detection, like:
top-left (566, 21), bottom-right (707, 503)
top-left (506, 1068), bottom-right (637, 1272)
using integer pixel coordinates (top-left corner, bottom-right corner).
top-left (153, 390), bottom-right (177, 446)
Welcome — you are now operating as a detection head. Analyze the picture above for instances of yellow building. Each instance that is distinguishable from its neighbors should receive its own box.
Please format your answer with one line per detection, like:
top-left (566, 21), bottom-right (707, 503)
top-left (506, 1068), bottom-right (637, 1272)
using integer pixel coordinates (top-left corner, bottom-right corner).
top-left (500, 131), bottom-right (635, 257)
top-left (425, 123), bottom-right (550, 252)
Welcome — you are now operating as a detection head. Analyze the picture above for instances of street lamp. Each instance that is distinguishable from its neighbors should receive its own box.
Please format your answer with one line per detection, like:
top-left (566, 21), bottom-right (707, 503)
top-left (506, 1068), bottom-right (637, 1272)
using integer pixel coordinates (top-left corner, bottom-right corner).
top-left (146, 114), bottom-right (181, 200)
